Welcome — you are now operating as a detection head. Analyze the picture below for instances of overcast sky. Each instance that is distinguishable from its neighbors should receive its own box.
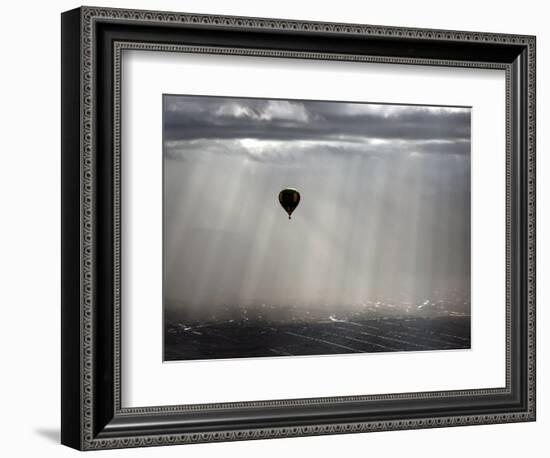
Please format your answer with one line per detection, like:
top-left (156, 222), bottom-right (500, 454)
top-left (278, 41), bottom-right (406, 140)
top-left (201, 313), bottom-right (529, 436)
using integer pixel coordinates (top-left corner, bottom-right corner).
top-left (163, 95), bottom-right (471, 317)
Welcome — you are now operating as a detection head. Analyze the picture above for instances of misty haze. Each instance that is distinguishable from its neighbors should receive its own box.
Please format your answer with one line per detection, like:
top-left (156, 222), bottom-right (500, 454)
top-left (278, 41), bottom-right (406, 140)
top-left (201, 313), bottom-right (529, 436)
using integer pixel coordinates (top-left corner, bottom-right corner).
top-left (163, 94), bottom-right (471, 361)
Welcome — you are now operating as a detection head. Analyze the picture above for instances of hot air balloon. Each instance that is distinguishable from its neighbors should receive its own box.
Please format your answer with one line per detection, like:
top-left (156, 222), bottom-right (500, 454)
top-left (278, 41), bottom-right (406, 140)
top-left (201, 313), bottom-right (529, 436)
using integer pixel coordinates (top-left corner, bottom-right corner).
top-left (278, 188), bottom-right (300, 219)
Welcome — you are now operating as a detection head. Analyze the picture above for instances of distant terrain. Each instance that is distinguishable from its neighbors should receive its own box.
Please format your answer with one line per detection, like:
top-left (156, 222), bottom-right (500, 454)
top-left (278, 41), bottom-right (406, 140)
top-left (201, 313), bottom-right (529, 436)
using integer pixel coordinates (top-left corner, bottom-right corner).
top-left (164, 301), bottom-right (470, 361)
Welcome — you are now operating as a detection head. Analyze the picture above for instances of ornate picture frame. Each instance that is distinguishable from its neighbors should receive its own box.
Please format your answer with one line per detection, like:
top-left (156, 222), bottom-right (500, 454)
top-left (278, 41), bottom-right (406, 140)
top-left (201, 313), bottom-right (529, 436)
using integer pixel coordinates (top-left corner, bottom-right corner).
top-left (61, 6), bottom-right (536, 450)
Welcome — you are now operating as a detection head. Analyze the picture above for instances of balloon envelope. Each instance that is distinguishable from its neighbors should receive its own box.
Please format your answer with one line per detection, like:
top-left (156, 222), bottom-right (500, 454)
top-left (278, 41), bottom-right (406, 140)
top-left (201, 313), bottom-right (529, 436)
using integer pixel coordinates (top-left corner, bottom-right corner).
top-left (278, 188), bottom-right (300, 219)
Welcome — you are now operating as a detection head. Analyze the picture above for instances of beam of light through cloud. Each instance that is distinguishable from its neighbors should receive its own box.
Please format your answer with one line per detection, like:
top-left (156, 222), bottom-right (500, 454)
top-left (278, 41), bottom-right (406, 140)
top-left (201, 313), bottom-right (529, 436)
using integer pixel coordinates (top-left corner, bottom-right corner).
top-left (163, 95), bottom-right (471, 323)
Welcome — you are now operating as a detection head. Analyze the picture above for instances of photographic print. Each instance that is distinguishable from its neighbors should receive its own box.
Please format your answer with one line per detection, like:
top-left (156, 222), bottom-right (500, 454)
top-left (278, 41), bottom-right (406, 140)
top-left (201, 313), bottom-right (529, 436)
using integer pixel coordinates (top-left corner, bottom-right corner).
top-left (163, 94), bottom-right (471, 361)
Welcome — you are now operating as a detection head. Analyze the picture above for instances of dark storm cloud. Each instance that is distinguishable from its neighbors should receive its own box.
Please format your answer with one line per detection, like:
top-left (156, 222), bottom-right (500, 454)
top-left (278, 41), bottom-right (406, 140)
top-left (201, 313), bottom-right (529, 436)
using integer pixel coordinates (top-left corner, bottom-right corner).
top-left (164, 95), bottom-right (470, 145)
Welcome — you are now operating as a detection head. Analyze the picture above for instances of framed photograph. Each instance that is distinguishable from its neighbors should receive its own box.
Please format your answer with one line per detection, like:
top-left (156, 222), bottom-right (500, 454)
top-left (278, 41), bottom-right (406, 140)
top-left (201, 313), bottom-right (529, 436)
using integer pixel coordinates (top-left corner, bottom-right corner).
top-left (61, 6), bottom-right (536, 450)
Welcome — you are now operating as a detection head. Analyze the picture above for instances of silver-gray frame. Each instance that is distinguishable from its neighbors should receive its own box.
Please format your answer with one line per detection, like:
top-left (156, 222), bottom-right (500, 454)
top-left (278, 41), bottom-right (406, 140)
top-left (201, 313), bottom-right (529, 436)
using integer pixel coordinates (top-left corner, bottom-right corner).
top-left (61, 6), bottom-right (536, 450)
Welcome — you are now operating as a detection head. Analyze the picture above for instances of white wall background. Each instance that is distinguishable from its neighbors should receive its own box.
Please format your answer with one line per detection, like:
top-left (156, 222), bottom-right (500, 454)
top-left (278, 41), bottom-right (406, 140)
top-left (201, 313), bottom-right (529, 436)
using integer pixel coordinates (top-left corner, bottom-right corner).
top-left (0, 0), bottom-right (545, 456)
